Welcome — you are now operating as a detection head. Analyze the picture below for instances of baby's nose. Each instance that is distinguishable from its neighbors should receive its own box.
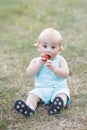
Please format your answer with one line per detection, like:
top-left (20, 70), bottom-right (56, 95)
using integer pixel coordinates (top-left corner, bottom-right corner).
top-left (46, 47), bottom-right (51, 52)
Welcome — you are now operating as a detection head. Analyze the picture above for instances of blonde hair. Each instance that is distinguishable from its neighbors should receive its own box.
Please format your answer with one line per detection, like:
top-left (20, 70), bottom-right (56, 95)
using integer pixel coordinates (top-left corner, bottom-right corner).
top-left (34, 28), bottom-right (63, 52)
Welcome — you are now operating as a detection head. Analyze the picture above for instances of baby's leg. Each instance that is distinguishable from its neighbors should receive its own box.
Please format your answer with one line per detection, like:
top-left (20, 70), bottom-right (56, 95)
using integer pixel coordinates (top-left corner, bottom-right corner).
top-left (26, 93), bottom-right (41, 110)
top-left (48, 93), bottom-right (67, 115)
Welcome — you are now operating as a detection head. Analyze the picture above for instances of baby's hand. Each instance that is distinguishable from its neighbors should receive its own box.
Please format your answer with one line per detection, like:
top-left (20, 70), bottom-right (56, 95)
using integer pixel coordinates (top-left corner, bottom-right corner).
top-left (46, 60), bottom-right (55, 71)
top-left (41, 53), bottom-right (51, 62)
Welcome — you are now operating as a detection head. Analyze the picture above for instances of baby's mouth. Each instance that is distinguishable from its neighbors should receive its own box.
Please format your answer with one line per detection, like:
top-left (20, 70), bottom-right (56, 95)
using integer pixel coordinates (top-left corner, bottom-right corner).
top-left (46, 54), bottom-right (51, 60)
top-left (41, 53), bottom-right (51, 61)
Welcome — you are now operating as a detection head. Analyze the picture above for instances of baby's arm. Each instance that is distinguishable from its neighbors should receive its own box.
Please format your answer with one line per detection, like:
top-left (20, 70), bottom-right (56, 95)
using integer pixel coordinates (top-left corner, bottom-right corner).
top-left (46, 57), bottom-right (69, 78)
top-left (26, 58), bottom-right (43, 77)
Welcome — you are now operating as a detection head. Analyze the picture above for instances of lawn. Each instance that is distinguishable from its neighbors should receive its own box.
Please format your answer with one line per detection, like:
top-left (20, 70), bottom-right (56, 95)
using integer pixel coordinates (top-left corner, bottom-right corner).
top-left (0, 0), bottom-right (87, 130)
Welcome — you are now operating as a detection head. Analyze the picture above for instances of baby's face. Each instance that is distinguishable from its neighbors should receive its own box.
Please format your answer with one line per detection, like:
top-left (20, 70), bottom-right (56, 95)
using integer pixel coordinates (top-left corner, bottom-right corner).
top-left (38, 42), bottom-right (59, 59)
top-left (37, 28), bottom-right (62, 59)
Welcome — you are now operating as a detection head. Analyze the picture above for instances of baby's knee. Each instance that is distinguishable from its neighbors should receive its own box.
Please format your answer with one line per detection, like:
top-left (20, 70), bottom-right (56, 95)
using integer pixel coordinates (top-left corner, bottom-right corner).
top-left (28, 93), bottom-right (41, 102)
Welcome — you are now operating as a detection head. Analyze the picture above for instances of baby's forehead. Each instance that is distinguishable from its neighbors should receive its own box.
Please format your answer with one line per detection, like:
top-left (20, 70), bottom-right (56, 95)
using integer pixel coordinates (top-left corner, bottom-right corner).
top-left (39, 29), bottom-right (57, 37)
top-left (38, 28), bottom-right (62, 43)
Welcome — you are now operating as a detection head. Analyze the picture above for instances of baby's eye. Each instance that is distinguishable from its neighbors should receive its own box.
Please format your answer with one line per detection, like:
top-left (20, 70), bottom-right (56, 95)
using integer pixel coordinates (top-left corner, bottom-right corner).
top-left (52, 46), bottom-right (56, 49)
top-left (43, 45), bottom-right (47, 48)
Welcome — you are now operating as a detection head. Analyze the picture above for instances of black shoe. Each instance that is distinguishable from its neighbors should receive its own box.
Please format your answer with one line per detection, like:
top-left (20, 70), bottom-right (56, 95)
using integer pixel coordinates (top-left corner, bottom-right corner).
top-left (48, 97), bottom-right (64, 115)
top-left (14, 100), bottom-right (35, 117)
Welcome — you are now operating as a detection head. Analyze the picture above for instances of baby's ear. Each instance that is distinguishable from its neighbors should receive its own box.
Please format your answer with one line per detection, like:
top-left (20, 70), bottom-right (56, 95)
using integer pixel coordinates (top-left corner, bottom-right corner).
top-left (34, 42), bottom-right (40, 50)
top-left (34, 42), bottom-right (38, 46)
top-left (37, 44), bottom-right (41, 51)
top-left (58, 45), bottom-right (63, 52)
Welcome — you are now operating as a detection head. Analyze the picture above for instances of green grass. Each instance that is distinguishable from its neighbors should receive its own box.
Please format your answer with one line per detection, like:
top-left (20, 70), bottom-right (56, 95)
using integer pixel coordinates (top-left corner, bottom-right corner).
top-left (0, 0), bottom-right (87, 130)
